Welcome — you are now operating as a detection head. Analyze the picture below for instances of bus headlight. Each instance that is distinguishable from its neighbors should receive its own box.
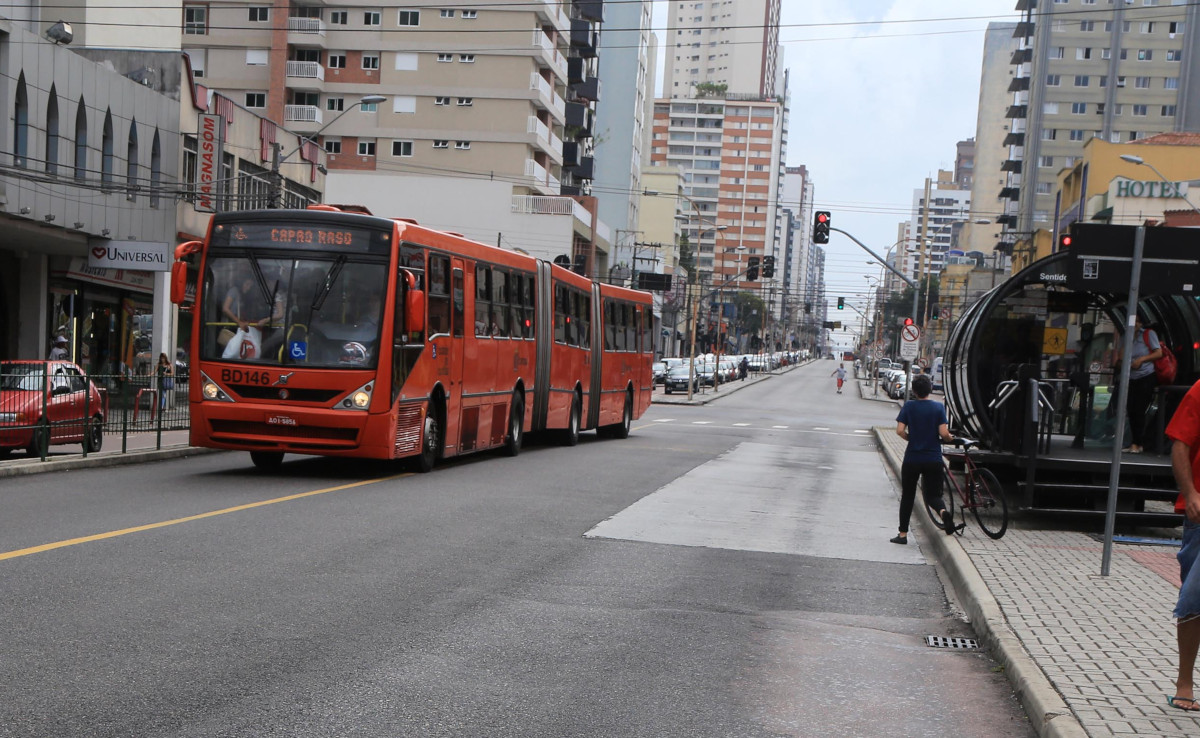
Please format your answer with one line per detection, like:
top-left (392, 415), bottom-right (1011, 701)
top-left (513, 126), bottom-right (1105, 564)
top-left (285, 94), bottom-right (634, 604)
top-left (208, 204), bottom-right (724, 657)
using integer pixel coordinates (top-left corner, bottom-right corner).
top-left (200, 372), bottom-right (233, 402)
top-left (333, 382), bottom-right (373, 411)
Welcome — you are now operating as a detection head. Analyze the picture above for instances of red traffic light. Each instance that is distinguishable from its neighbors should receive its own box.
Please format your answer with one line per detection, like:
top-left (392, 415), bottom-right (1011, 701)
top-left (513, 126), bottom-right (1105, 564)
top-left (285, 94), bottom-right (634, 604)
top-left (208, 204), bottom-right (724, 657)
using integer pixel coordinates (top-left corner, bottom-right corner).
top-left (903, 317), bottom-right (915, 326)
top-left (816, 212), bottom-right (829, 224)
top-left (1060, 234), bottom-right (1073, 247)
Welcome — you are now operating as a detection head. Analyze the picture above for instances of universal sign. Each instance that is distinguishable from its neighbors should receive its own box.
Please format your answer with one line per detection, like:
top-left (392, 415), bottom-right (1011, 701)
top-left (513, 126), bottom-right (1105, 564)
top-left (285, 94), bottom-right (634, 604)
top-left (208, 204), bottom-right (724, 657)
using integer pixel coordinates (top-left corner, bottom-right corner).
top-left (196, 113), bottom-right (224, 213)
top-left (87, 240), bottom-right (170, 272)
top-left (1116, 179), bottom-right (1189, 198)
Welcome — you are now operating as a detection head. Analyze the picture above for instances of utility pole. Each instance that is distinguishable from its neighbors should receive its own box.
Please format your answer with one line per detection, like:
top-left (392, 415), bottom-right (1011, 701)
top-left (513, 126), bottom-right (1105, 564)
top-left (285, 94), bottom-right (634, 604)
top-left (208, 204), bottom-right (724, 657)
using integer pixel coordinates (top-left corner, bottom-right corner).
top-left (918, 176), bottom-right (932, 360)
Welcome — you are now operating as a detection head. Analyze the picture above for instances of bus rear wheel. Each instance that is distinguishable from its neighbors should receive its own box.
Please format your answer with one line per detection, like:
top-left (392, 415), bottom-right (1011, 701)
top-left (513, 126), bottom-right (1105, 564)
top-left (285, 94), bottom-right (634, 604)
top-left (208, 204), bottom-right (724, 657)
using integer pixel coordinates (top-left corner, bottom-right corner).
top-left (503, 392), bottom-right (524, 457)
top-left (415, 404), bottom-right (442, 473)
top-left (599, 391), bottom-right (632, 439)
top-left (250, 451), bottom-right (284, 471)
top-left (560, 395), bottom-right (581, 447)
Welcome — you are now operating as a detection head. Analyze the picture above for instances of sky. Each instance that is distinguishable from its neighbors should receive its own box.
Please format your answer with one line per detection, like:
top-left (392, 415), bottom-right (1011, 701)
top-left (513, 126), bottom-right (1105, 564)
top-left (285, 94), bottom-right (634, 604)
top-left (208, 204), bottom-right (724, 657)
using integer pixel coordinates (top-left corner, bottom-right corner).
top-left (652, 0), bottom-right (1022, 351)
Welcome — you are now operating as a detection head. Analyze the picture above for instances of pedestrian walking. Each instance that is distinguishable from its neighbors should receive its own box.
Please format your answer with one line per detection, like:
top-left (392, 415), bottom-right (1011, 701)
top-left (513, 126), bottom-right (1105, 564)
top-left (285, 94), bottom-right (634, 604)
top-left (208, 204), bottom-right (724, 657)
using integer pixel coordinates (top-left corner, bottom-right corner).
top-left (1165, 379), bottom-right (1200, 711)
top-left (831, 363), bottom-right (847, 394)
top-left (739, 356), bottom-right (749, 381)
top-left (891, 373), bottom-right (955, 544)
top-left (155, 352), bottom-right (174, 412)
top-left (1116, 312), bottom-right (1163, 454)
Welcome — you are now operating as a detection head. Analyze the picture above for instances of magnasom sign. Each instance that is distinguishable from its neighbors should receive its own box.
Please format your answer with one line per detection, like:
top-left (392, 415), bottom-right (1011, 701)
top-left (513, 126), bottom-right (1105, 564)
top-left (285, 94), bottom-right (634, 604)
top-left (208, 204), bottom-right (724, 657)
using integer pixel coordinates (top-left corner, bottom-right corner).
top-left (195, 113), bottom-right (224, 213)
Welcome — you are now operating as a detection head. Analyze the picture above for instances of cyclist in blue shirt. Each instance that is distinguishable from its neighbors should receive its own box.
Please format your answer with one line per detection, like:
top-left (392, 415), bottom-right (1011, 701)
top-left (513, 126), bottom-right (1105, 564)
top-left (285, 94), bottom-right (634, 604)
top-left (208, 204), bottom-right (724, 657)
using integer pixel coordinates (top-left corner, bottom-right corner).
top-left (892, 373), bottom-right (955, 544)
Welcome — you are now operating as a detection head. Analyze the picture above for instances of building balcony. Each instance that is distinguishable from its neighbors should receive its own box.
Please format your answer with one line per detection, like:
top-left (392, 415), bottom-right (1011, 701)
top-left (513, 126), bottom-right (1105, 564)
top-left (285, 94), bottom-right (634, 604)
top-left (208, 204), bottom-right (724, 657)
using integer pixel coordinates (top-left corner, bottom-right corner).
top-left (1007, 76), bottom-right (1030, 92)
top-left (531, 29), bottom-right (568, 80)
top-left (1010, 47), bottom-right (1032, 65)
top-left (576, 0), bottom-right (603, 23)
top-left (572, 155), bottom-right (594, 180)
top-left (527, 116), bottom-right (563, 164)
top-left (999, 186), bottom-right (1021, 200)
top-left (569, 19), bottom-right (597, 57)
top-left (567, 56), bottom-right (586, 85)
top-left (1002, 131), bottom-right (1025, 146)
top-left (561, 140), bottom-right (582, 168)
top-left (1000, 159), bottom-right (1022, 173)
top-left (511, 195), bottom-right (575, 215)
top-left (530, 73), bottom-right (566, 122)
top-left (287, 16), bottom-right (326, 47)
top-left (565, 101), bottom-right (593, 136)
top-left (1013, 21), bottom-right (1033, 38)
top-left (286, 60), bottom-right (325, 89)
top-left (284, 105), bottom-right (322, 124)
top-left (1005, 104), bottom-right (1027, 119)
top-left (572, 75), bottom-right (600, 103)
top-left (534, 0), bottom-right (570, 33)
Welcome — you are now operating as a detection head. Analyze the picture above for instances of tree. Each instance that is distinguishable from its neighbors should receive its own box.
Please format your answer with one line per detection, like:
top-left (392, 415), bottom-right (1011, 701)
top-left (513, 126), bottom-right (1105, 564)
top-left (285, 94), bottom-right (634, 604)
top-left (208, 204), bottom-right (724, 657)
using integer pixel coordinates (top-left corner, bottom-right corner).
top-left (694, 82), bottom-right (727, 98)
top-left (678, 233), bottom-right (696, 283)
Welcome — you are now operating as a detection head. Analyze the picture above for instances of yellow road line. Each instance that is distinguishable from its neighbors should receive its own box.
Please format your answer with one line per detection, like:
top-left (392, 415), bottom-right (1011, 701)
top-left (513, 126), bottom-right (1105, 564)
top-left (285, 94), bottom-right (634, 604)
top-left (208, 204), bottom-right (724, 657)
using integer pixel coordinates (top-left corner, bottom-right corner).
top-left (0, 473), bottom-right (410, 562)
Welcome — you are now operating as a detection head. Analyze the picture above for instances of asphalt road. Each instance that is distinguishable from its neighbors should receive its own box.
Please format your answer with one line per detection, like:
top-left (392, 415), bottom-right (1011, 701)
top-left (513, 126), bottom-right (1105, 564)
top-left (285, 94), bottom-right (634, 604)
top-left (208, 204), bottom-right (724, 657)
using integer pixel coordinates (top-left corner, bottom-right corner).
top-left (0, 362), bottom-right (1033, 737)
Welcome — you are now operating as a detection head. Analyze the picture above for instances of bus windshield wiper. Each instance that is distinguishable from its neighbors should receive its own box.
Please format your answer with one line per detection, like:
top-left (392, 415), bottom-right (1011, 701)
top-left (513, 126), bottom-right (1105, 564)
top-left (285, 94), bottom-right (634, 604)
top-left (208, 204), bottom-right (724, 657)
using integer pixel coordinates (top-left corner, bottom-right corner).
top-left (310, 255), bottom-right (347, 312)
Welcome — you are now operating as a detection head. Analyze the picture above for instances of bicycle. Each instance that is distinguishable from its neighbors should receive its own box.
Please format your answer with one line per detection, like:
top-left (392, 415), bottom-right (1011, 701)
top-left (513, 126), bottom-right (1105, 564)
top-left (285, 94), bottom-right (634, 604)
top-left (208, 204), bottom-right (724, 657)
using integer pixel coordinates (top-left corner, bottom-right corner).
top-left (924, 438), bottom-right (1009, 539)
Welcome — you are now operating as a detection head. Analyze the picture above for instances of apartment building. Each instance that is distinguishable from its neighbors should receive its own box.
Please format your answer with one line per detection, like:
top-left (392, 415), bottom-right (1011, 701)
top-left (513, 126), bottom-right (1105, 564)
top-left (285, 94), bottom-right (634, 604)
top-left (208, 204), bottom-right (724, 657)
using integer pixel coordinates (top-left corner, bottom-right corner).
top-left (1002, 0), bottom-right (1200, 244)
top-left (909, 172), bottom-right (972, 277)
top-left (662, 0), bottom-right (781, 99)
top-left (966, 22), bottom-right (1020, 258)
top-left (649, 96), bottom-right (786, 295)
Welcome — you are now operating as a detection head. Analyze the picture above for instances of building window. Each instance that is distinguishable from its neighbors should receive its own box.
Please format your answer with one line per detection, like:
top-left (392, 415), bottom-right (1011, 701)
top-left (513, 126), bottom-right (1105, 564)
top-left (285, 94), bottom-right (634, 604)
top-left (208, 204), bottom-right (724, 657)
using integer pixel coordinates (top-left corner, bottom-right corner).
top-left (1044, 102), bottom-right (1059, 114)
top-left (457, 97), bottom-right (473, 106)
top-left (360, 100), bottom-right (379, 112)
top-left (328, 53), bottom-right (346, 68)
top-left (324, 138), bottom-right (341, 154)
top-left (1099, 76), bottom-right (1108, 88)
top-left (1132, 104), bottom-right (1148, 116)
top-left (393, 96), bottom-right (416, 113)
top-left (125, 122), bottom-right (139, 200)
top-left (1135, 76), bottom-right (1150, 88)
top-left (1069, 129), bottom-right (1085, 141)
top-left (1163, 105), bottom-right (1177, 116)
top-left (364, 11), bottom-right (380, 25)
top-left (1141, 22), bottom-right (1154, 33)
top-left (437, 53), bottom-right (453, 62)
top-left (1167, 49), bottom-right (1183, 61)
top-left (1101, 48), bottom-right (1111, 59)
top-left (392, 140), bottom-right (413, 157)
top-left (398, 10), bottom-right (420, 26)
top-left (1046, 74), bottom-right (1061, 86)
top-left (1039, 156), bottom-right (1054, 168)
top-left (330, 10), bottom-right (347, 24)
top-left (358, 140), bottom-right (376, 156)
top-left (1072, 102), bottom-right (1087, 114)
top-left (1080, 20), bottom-right (1094, 31)
top-left (435, 96), bottom-right (450, 106)
top-left (1165, 77), bottom-right (1180, 89)
top-left (459, 54), bottom-right (475, 63)
top-left (362, 54), bottom-right (380, 70)
top-left (45, 90), bottom-right (59, 175)
top-left (101, 111), bottom-right (115, 184)
top-left (462, 10), bottom-right (478, 18)
top-left (149, 132), bottom-right (161, 208)
top-left (433, 140), bottom-right (449, 148)
top-left (440, 8), bottom-right (454, 17)
top-left (394, 52), bottom-right (418, 71)
top-left (74, 101), bottom-right (87, 181)
top-left (1036, 182), bottom-right (1053, 195)
top-left (1170, 21), bottom-right (1183, 34)
top-left (1137, 49), bottom-right (1153, 61)
top-left (455, 141), bottom-right (471, 150)
top-left (249, 7), bottom-right (269, 22)
top-left (1077, 47), bottom-right (1092, 60)
top-left (244, 92), bottom-right (267, 109)
top-left (1050, 47), bottom-right (1065, 59)
top-left (13, 76), bottom-right (28, 168)
top-left (327, 97), bottom-right (344, 111)
top-left (246, 49), bottom-right (268, 65)
top-left (183, 5), bottom-right (207, 34)
top-left (1074, 75), bottom-right (1089, 87)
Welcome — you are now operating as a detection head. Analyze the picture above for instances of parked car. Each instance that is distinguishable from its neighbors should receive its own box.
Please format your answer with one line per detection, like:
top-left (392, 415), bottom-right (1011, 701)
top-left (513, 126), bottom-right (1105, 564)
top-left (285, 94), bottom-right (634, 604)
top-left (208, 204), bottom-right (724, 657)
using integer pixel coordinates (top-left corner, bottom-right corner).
top-left (652, 361), bottom-right (669, 385)
top-left (0, 360), bottom-right (105, 457)
top-left (663, 364), bottom-right (701, 394)
top-left (888, 374), bottom-right (910, 399)
top-left (875, 358), bottom-right (894, 378)
top-left (931, 356), bottom-right (944, 392)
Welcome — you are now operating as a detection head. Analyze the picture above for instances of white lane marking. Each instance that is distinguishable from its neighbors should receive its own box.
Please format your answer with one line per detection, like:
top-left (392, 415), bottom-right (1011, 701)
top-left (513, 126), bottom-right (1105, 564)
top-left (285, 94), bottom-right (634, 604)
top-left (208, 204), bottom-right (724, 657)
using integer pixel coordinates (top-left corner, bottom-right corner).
top-left (813, 426), bottom-right (830, 431)
top-left (693, 421), bottom-right (712, 425)
top-left (733, 423), bottom-right (751, 427)
top-left (653, 418), bottom-right (675, 423)
top-left (772, 425), bottom-right (789, 429)
top-left (855, 430), bottom-right (871, 434)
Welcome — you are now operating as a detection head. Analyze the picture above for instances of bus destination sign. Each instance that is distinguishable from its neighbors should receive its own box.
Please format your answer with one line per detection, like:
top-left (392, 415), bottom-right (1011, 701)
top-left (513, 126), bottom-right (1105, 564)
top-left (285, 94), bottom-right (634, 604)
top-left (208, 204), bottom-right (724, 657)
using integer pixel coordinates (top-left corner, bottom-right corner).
top-left (212, 221), bottom-right (390, 255)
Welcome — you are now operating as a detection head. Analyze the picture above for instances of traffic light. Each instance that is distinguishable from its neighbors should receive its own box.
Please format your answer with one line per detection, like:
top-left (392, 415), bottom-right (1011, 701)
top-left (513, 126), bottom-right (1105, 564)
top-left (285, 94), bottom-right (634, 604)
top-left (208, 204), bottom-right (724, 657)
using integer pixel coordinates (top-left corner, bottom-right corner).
top-left (903, 317), bottom-right (915, 326)
top-left (837, 297), bottom-right (844, 310)
top-left (762, 255), bottom-right (775, 279)
top-left (813, 211), bottom-right (831, 244)
top-left (1059, 232), bottom-right (1073, 251)
top-left (746, 256), bottom-right (760, 281)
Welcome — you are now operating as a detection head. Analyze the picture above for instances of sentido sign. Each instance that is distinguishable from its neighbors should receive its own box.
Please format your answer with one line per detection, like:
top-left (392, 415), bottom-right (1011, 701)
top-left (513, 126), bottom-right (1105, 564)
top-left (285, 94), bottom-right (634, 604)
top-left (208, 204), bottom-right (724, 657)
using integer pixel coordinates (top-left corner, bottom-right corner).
top-left (1067, 224), bottom-right (1200, 295)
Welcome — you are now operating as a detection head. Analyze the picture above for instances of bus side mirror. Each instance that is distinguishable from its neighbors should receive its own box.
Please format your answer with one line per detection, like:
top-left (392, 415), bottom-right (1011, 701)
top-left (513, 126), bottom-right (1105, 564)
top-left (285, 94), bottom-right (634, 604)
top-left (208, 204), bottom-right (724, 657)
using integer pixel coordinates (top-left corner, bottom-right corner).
top-left (400, 270), bottom-right (425, 336)
top-left (170, 240), bottom-right (202, 305)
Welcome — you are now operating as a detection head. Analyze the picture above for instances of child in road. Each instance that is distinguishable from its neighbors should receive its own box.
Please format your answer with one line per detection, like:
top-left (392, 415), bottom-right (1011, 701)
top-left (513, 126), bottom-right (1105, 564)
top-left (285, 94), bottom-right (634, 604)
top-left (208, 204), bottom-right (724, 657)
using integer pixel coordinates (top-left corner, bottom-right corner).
top-left (831, 363), bottom-right (847, 394)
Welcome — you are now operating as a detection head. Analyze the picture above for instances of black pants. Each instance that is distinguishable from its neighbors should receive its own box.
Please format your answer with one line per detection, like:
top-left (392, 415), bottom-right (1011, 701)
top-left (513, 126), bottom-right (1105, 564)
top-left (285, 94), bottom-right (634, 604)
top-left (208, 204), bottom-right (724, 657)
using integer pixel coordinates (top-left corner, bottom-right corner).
top-left (899, 461), bottom-right (947, 533)
top-left (1126, 373), bottom-right (1157, 447)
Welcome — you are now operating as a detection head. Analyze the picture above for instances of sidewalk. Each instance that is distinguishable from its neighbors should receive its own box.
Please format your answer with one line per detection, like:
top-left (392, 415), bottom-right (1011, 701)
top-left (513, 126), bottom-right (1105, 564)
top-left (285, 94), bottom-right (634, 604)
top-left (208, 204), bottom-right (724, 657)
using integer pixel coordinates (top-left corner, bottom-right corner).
top-left (0, 429), bottom-right (215, 479)
top-left (875, 427), bottom-right (1191, 738)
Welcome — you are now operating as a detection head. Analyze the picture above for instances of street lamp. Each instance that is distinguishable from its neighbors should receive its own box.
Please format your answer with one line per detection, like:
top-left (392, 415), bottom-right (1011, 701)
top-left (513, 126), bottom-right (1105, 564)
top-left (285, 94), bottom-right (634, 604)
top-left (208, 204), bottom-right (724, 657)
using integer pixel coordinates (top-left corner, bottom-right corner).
top-left (269, 94), bottom-right (387, 208)
top-left (1118, 154), bottom-right (1200, 219)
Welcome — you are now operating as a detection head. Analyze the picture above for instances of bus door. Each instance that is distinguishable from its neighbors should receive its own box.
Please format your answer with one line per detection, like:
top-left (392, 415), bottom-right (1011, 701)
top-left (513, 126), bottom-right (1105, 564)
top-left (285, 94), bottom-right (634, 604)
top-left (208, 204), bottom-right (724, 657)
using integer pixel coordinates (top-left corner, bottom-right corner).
top-left (531, 261), bottom-right (555, 431)
top-left (587, 285), bottom-right (604, 430)
top-left (440, 262), bottom-right (466, 456)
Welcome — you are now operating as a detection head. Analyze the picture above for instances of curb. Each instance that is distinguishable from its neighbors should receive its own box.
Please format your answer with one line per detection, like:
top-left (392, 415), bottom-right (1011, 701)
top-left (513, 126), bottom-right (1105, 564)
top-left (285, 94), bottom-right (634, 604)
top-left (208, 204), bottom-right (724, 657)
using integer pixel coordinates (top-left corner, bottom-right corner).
top-left (651, 359), bottom-right (817, 406)
top-left (872, 427), bottom-right (1087, 738)
top-left (0, 446), bottom-right (224, 479)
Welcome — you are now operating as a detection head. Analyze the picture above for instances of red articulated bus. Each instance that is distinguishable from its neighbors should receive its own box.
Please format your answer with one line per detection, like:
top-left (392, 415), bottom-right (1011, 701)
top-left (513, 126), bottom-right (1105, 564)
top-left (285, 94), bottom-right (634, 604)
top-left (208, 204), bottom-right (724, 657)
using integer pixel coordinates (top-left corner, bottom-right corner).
top-left (170, 205), bottom-right (655, 471)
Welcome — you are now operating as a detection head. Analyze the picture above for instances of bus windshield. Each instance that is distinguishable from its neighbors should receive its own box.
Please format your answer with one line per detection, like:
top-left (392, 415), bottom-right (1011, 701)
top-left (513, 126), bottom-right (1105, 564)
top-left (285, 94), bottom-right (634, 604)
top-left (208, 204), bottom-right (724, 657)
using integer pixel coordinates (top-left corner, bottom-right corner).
top-left (201, 254), bottom-right (389, 368)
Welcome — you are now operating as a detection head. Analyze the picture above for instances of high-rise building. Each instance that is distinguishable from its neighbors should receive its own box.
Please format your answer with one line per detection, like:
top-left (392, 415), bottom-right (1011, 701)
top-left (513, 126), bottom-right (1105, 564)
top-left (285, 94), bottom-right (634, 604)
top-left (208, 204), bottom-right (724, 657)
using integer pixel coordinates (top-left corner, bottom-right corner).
top-left (966, 22), bottom-right (1020, 258)
top-left (662, 0), bottom-right (781, 99)
top-left (1001, 1), bottom-right (1200, 243)
top-left (910, 171), bottom-right (971, 277)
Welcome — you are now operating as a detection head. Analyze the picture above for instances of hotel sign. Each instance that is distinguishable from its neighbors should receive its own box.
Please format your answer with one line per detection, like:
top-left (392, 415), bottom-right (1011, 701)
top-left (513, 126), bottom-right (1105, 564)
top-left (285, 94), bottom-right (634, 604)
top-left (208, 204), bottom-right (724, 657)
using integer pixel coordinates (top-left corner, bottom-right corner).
top-left (1115, 179), bottom-right (1188, 198)
top-left (196, 113), bottom-right (224, 213)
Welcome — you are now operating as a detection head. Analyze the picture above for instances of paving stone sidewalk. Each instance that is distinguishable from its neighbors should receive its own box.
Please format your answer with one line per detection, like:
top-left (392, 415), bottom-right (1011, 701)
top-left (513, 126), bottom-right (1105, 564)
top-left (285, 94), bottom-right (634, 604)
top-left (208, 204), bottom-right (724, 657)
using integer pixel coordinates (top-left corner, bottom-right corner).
top-left (876, 428), bottom-right (1195, 737)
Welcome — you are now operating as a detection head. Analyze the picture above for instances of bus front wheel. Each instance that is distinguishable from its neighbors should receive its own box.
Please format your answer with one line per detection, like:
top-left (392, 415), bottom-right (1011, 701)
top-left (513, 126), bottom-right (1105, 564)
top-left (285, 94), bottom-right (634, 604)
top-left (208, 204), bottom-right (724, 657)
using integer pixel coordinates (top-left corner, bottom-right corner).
top-left (250, 451), bottom-right (284, 471)
top-left (503, 392), bottom-right (524, 457)
top-left (416, 404), bottom-right (442, 473)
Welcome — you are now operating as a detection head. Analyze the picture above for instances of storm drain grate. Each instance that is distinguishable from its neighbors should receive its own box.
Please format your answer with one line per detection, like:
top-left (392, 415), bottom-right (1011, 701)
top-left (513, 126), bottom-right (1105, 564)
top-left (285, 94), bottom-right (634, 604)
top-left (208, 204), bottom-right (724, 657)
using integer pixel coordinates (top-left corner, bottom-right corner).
top-left (925, 635), bottom-right (979, 650)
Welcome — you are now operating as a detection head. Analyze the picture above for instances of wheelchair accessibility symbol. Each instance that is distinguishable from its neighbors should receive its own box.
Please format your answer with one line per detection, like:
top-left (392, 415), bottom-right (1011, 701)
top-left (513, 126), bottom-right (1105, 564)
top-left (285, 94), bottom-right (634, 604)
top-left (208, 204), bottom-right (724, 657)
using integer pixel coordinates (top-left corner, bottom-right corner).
top-left (289, 341), bottom-right (308, 360)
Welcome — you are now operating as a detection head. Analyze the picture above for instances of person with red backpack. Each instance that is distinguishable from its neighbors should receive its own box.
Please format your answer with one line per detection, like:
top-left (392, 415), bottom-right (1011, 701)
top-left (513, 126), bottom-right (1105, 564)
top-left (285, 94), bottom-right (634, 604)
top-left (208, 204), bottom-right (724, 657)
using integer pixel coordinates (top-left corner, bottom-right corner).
top-left (1117, 312), bottom-right (1163, 454)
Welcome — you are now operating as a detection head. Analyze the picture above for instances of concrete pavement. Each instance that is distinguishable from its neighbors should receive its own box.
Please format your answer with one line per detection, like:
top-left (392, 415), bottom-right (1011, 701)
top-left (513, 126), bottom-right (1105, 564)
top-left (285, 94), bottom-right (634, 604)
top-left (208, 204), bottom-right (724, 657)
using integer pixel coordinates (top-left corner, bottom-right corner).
top-left (875, 425), bottom-right (1193, 737)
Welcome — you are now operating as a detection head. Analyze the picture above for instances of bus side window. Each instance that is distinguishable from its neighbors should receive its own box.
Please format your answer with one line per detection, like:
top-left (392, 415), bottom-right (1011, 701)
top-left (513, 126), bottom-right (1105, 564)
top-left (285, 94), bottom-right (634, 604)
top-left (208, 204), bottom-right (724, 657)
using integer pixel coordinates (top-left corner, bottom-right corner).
top-left (554, 286), bottom-right (567, 344)
top-left (427, 255), bottom-right (451, 336)
top-left (576, 290), bottom-right (589, 349)
top-left (506, 273), bottom-right (521, 339)
top-left (624, 304), bottom-right (635, 352)
top-left (604, 301), bottom-right (615, 351)
top-left (475, 265), bottom-right (491, 338)
top-left (522, 275), bottom-right (536, 339)
top-left (493, 269), bottom-right (509, 337)
top-left (452, 268), bottom-right (465, 338)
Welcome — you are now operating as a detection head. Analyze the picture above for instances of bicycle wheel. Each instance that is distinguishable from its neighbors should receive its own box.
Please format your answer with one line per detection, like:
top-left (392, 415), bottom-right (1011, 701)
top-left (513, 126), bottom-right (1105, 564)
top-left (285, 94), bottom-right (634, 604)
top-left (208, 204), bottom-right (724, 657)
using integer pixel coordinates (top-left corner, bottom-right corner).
top-left (924, 465), bottom-right (956, 531)
top-left (969, 468), bottom-right (1009, 539)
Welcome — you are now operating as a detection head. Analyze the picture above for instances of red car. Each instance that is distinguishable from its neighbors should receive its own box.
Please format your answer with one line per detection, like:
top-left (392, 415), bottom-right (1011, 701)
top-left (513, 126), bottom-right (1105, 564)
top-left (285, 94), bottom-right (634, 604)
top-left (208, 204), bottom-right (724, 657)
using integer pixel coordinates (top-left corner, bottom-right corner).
top-left (0, 360), bottom-right (105, 457)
